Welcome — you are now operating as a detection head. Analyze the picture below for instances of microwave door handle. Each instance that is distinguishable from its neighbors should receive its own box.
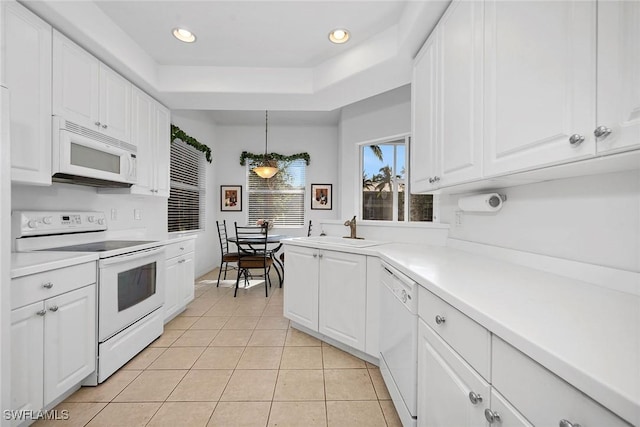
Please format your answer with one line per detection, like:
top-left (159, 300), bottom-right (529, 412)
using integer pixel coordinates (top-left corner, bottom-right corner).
top-left (99, 246), bottom-right (165, 267)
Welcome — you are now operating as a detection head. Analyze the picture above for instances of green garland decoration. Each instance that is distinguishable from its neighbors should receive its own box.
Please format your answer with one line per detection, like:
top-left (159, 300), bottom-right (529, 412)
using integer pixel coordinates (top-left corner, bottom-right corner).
top-left (239, 151), bottom-right (310, 166)
top-left (171, 124), bottom-right (212, 163)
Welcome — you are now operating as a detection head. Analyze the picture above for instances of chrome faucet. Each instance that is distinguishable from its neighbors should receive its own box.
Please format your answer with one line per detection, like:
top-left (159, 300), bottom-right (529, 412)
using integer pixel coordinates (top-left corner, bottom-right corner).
top-left (344, 216), bottom-right (358, 239)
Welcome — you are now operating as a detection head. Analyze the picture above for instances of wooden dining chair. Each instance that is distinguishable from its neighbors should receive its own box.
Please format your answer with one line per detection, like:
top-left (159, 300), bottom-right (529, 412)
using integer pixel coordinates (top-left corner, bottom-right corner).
top-left (233, 222), bottom-right (273, 297)
top-left (216, 220), bottom-right (240, 287)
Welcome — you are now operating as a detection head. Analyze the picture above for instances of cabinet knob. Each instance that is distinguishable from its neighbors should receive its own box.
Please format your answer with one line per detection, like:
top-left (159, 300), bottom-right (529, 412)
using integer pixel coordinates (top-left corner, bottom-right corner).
top-left (180, 247), bottom-right (185, 250)
top-left (42, 282), bottom-right (54, 289)
top-left (433, 176), bottom-right (440, 182)
top-left (318, 253), bottom-right (323, 258)
top-left (313, 253), bottom-right (318, 258)
top-left (593, 126), bottom-right (612, 139)
top-left (559, 420), bottom-right (582, 427)
top-left (484, 409), bottom-right (501, 424)
top-left (428, 177), bottom-right (434, 184)
top-left (435, 315), bottom-right (446, 325)
top-left (569, 134), bottom-right (585, 146)
top-left (468, 391), bottom-right (483, 405)
top-left (36, 309), bottom-right (46, 316)
top-left (95, 121), bottom-right (101, 127)
top-left (48, 305), bottom-right (59, 312)
top-left (101, 124), bottom-right (108, 129)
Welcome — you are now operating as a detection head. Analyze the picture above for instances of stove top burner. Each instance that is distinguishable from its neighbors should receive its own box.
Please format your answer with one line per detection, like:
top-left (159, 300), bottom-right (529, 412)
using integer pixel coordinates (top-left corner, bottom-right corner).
top-left (45, 240), bottom-right (156, 252)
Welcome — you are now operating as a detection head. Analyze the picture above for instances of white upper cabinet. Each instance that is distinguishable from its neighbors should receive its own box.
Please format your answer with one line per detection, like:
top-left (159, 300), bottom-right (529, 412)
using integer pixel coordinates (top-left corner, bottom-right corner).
top-left (126, 87), bottom-right (170, 197)
top-left (596, 1), bottom-right (640, 154)
top-left (3, 1), bottom-right (52, 185)
top-left (411, 0), bottom-right (483, 192)
top-left (53, 30), bottom-right (131, 143)
top-left (483, 0), bottom-right (597, 176)
top-left (437, 0), bottom-right (483, 186)
top-left (411, 34), bottom-right (439, 193)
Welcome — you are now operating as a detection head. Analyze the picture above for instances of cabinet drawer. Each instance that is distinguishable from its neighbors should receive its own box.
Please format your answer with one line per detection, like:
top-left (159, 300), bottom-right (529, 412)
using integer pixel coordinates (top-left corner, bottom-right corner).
top-left (418, 287), bottom-right (490, 379)
top-left (11, 261), bottom-right (96, 309)
top-left (165, 239), bottom-right (195, 259)
top-left (492, 336), bottom-right (631, 427)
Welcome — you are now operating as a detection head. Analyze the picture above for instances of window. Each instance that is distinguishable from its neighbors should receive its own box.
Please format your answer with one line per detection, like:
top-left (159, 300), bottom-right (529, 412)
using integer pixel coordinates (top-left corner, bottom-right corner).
top-left (247, 159), bottom-right (306, 227)
top-left (361, 136), bottom-right (432, 222)
top-left (168, 139), bottom-right (206, 232)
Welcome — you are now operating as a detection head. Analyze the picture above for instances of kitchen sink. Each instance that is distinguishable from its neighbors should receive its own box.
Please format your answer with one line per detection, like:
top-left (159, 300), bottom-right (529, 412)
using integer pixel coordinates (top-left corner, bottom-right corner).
top-left (302, 236), bottom-right (385, 248)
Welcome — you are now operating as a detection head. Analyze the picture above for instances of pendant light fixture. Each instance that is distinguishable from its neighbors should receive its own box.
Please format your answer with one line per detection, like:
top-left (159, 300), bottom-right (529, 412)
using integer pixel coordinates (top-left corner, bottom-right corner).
top-left (252, 110), bottom-right (279, 179)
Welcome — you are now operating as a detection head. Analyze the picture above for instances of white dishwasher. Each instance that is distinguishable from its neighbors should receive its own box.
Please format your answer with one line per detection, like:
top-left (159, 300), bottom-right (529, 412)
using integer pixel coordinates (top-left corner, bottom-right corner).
top-left (379, 261), bottom-right (418, 427)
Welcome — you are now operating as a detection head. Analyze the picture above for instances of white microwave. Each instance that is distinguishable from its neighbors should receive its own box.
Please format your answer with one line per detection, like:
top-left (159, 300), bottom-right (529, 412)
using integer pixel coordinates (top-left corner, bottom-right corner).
top-left (52, 116), bottom-right (137, 187)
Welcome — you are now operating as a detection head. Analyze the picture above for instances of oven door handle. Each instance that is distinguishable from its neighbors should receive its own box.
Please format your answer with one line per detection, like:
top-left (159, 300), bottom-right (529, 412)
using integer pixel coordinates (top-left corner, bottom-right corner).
top-left (99, 246), bottom-right (165, 267)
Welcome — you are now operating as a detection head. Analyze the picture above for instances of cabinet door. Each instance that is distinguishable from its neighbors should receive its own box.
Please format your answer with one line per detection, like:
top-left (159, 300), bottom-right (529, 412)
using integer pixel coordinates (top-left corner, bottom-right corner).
top-left (418, 319), bottom-right (489, 427)
top-left (596, 1), bottom-right (640, 154)
top-left (10, 302), bottom-right (44, 422)
top-left (437, 0), bottom-right (483, 187)
top-left (52, 30), bottom-right (100, 129)
top-left (154, 103), bottom-right (171, 197)
top-left (130, 87), bottom-right (154, 194)
top-left (318, 250), bottom-right (367, 351)
top-left (181, 255), bottom-right (195, 306)
top-left (43, 285), bottom-right (96, 405)
top-left (411, 33), bottom-right (439, 193)
top-left (164, 257), bottom-right (181, 322)
top-left (4, 2), bottom-right (52, 185)
top-left (484, 1), bottom-right (596, 176)
top-left (283, 245), bottom-right (319, 331)
top-left (99, 63), bottom-right (131, 142)
top-left (489, 389), bottom-right (533, 427)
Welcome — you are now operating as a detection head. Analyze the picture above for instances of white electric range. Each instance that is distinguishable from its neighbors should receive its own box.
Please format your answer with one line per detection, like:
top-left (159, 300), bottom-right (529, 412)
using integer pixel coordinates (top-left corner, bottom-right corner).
top-left (13, 211), bottom-right (166, 384)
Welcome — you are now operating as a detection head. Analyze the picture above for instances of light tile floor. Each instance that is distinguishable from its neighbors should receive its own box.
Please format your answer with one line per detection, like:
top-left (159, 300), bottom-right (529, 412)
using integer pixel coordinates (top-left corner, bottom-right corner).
top-left (35, 269), bottom-right (402, 427)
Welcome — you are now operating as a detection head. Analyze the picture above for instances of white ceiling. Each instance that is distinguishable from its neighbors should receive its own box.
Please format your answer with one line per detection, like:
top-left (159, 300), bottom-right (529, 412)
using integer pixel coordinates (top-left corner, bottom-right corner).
top-left (22, 0), bottom-right (450, 117)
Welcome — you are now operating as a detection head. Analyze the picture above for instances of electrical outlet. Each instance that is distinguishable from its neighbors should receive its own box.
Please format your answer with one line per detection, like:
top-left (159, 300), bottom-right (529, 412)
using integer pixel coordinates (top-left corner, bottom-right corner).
top-left (110, 208), bottom-right (118, 220)
top-left (455, 211), bottom-right (463, 228)
top-left (134, 209), bottom-right (141, 220)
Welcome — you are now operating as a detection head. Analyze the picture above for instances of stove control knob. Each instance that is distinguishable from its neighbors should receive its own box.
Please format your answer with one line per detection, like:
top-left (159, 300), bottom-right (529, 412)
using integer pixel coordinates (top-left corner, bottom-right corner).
top-left (43, 216), bottom-right (52, 225)
top-left (27, 220), bottom-right (38, 229)
top-left (97, 218), bottom-right (105, 225)
top-left (87, 216), bottom-right (95, 223)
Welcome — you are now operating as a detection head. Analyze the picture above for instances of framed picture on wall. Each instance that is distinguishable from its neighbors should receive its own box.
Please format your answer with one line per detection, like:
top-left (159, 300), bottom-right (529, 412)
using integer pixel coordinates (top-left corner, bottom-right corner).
top-left (221, 185), bottom-right (242, 211)
top-left (311, 184), bottom-right (332, 210)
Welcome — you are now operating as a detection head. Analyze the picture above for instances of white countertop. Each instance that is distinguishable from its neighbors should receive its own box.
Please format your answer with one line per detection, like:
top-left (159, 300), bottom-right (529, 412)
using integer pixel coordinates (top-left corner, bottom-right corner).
top-left (11, 252), bottom-right (99, 278)
top-left (283, 237), bottom-right (640, 425)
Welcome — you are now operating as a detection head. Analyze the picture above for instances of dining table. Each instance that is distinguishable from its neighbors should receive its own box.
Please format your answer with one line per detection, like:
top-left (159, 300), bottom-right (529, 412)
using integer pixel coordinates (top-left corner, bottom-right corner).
top-left (227, 234), bottom-right (291, 287)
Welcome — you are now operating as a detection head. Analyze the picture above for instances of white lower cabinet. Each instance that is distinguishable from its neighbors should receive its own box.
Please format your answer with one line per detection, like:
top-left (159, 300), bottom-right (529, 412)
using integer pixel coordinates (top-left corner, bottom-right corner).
top-left (417, 285), bottom-right (631, 427)
top-left (11, 283), bottom-right (96, 425)
top-left (164, 239), bottom-right (195, 322)
top-left (283, 244), bottom-right (369, 354)
top-left (418, 319), bottom-right (491, 427)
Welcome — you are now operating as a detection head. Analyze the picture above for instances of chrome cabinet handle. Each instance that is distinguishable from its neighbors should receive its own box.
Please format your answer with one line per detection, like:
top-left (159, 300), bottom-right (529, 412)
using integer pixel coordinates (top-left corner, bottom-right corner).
top-left (36, 309), bottom-right (46, 316)
top-left (428, 177), bottom-right (434, 184)
top-left (318, 253), bottom-right (323, 258)
top-left (593, 126), bottom-right (612, 139)
top-left (48, 305), bottom-right (59, 312)
top-left (94, 121), bottom-right (101, 127)
top-left (569, 134), bottom-right (585, 146)
top-left (435, 315), bottom-right (446, 325)
top-left (468, 391), bottom-right (483, 405)
top-left (485, 409), bottom-right (501, 424)
top-left (559, 420), bottom-right (581, 427)
top-left (313, 253), bottom-right (318, 258)
top-left (101, 124), bottom-right (108, 129)
top-left (42, 282), bottom-right (54, 289)
top-left (433, 176), bottom-right (440, 182)
top-left (180, 247), bottom-right (185, 250)
top-left (178, 259), bottom-right (186, 264)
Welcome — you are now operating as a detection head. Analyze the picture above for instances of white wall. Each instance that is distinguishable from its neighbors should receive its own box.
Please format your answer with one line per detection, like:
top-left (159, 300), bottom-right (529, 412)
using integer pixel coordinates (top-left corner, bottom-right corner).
top-left (11, 183), bottom-right (167, 239)
top-left (338, 84), bottom-right (411, 218)
top-left (213, 121), bottom-right (339, 261)
top-left (440, 169), bottom-right (640, 273)
top-left (170, 111), bottom-right (218, 278)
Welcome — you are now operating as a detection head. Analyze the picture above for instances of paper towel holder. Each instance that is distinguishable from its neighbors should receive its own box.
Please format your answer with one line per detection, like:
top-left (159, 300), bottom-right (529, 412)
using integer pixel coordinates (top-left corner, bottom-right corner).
top-left (458, 193), bottom-right (507, 212)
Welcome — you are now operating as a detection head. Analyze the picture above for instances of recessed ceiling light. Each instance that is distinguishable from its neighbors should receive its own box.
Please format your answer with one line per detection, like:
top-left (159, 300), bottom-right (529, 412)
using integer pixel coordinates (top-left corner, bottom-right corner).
top-left (172, 27), bottom-right (196, 43)
top-left (328, 29), bottom-right (350, 44)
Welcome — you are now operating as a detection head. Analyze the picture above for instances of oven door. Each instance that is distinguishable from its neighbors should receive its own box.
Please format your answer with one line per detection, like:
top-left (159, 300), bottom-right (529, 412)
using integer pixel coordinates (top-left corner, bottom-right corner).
top-left (98, 246), bottom-right (165, 342)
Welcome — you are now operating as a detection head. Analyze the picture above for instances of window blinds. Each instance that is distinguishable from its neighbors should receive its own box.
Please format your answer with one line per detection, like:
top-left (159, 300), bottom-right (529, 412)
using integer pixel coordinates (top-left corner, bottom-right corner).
top-left (168, 139), bottom-right (206, 232)
top-left (248, 159), bottom-right (306, 228)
